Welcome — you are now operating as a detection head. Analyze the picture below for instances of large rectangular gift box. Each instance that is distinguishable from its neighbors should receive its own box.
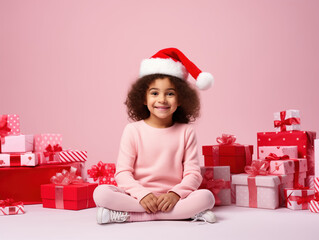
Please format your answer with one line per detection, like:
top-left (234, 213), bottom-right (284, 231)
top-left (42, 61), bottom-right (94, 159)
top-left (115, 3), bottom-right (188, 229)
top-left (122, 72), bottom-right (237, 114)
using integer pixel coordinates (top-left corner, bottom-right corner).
top-left (257, 131), bottom-right (316, 175)
top-left (285, 188), bottom-right (315, 210)
top-left (41, 183), bottom-right (98, 210)
top-left (232, 173), bottom-right (288, 209)
top-left (0, 152), bottom-right (38, 167)
top-left (0, 163), bottom-right (82, 204)
top-left (0, 135), bottom-right (33, 153)
top-left (199, 166), bottom-right (231, 205)
top-left (0, 114), bottom-right (20, 137)
top-left (268, 158), bottom-right (307, 188)
top-left (202, 145), bottom-right (253, 174)
top-left (258, 146), bottom-right (298, 160)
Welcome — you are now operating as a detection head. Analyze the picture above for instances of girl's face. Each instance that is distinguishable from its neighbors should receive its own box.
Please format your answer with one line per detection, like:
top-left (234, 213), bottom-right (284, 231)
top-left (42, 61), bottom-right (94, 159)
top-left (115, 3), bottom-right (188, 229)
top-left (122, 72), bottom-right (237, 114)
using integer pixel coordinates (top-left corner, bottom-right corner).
top-left (144, 77), bottom-right (179, 127)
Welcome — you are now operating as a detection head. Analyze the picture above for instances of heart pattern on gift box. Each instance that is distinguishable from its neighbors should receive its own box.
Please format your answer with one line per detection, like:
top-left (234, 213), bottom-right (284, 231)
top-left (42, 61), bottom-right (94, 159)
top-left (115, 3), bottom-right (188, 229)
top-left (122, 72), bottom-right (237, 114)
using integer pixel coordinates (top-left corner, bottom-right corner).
top-left (0, 160), bottom-right (4, 165)
top-left (28, 156), bottom-right (32, 160)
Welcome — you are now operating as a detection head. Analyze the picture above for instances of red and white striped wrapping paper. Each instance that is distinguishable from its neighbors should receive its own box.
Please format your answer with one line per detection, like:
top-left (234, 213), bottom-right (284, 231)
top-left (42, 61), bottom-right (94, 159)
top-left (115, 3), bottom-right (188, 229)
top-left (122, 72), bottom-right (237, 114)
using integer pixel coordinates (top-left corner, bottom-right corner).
top-left (315, 177), bottom-right (319, 193)
top-left (58, 150), bottom-right (87, 163)
top-left (0, 204), bottom-right (25, 216)
top-left (309, 200), bottom-right (319, 213)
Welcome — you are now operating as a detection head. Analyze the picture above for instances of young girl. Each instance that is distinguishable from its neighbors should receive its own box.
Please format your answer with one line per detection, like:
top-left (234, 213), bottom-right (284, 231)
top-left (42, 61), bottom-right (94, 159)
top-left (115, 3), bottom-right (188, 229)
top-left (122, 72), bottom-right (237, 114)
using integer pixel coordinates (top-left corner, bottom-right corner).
top-left (93, 48), bottom-right (215, 224)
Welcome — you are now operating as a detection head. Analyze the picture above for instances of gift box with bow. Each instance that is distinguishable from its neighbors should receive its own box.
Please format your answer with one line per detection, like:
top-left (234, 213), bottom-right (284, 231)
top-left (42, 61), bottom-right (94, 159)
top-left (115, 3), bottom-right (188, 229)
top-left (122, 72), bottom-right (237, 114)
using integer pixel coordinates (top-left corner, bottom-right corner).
top-left (0, 199), bottom-right (25, 216)
top-left (232, 160), bottom-right (288, 209)
top-left (257, 131), bottom-right (316, 175)
top-left (0, 115), bottom-right (20, 143)
top-left (0, 163), bottom-right (82, 204)
top-left (35, 144), bottom-right (63, 165)
top-left (34, 134), bottom-right (63, 164)
top-left (285, 188), bottom-right (315, 210)
top-left (199, 166), bottom-right (231, 206)
top-left (202, 134), bottom-right (253, 174)
top-left (0, 152), bottom-right (38, 167)
top-left (87, 161), bottom-right (117, 185)
top-left (258, 146), bottom-right (298, 160)
top-left (274, 110), bottom-right (301, 132)
top-left (41, 167), bottom-right (97, 210)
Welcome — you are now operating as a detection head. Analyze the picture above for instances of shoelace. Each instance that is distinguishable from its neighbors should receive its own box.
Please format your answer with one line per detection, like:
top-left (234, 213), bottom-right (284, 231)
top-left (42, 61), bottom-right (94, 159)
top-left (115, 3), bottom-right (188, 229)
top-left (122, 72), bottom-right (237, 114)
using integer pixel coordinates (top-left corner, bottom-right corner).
top-left (110, 210), bottom-right (129, 222)
top-left (191, 213), bottom-right (208, 223)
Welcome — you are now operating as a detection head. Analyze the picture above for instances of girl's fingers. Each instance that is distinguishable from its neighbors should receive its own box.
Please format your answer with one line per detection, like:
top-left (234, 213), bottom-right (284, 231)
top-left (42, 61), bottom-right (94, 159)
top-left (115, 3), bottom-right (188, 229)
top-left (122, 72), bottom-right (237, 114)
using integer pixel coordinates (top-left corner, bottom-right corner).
top-left (166, 203), bottom-right (174, 212)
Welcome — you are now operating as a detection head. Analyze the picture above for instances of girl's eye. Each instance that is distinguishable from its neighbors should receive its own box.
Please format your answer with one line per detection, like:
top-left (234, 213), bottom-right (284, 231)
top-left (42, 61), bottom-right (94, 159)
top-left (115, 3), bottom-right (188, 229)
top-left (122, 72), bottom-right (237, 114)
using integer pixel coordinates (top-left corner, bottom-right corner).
top-left (150, 92), bottom-right (158, 96)
top-left (167, 92), bottom-right (175, 96)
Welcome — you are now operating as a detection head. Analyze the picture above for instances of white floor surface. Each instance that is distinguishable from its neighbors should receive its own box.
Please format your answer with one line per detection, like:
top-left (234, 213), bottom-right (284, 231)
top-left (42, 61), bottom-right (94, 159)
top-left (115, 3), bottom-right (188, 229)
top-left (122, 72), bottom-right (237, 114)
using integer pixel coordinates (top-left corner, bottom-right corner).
top-left (1, 204), bottom-right (318, 240)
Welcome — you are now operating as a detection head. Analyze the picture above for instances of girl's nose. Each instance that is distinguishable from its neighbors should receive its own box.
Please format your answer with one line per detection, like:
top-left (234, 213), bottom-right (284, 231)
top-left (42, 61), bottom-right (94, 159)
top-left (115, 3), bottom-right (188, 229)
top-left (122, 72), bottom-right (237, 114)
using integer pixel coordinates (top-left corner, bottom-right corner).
top-left (158, 94), bottom-right (166, 103)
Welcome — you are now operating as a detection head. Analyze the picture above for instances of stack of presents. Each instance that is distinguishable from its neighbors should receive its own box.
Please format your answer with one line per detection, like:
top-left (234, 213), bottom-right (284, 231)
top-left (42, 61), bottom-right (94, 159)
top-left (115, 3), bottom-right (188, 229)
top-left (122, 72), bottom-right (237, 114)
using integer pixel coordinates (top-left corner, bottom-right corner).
top-left (201, 109), bottom-right (319, 213)
top-left (1, 109), bottom-right (319, 216)
top-left (0, 114), bottom-right (116, 215)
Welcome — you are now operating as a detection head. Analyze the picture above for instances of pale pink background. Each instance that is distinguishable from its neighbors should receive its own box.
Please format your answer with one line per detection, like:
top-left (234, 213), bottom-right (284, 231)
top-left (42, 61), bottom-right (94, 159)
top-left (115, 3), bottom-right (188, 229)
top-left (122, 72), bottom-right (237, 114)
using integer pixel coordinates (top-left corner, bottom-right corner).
top-left (1, 0), bottom-right (319, 170)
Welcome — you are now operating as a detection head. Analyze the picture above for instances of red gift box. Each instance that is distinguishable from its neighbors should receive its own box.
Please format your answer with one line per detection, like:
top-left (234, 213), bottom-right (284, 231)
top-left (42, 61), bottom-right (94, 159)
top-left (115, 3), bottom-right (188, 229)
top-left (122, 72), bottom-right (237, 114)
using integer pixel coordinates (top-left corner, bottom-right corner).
top-left (202, 145), bottom-right (253, 174)
top-left (41, 183), bottom-right (97, 210)
top-left (0, 163), bottom-right (82, 204)
top-left (257, 131), bottom-right (316, 175)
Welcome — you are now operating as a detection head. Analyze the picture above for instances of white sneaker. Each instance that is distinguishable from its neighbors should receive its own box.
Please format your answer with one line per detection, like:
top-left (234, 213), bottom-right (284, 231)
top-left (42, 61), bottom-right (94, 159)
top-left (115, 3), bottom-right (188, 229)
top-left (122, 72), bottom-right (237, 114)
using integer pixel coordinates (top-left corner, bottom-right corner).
top-left (191, 210), bottom-right (216, 223)
top-left (96, 207), bottom-right (129, 224)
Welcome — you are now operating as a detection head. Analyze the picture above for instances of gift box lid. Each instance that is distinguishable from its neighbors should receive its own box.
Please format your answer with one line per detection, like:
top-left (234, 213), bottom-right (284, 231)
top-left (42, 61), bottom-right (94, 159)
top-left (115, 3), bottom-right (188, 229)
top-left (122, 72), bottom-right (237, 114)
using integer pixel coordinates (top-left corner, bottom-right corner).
top-left (41, 183), bottom-right (98, 201)
top-left (232, 174), bottom-right (287, 187)
top-left (202, 145), bottom-right (254, 156)
top-left (269, 158), bottom-right (307, 175)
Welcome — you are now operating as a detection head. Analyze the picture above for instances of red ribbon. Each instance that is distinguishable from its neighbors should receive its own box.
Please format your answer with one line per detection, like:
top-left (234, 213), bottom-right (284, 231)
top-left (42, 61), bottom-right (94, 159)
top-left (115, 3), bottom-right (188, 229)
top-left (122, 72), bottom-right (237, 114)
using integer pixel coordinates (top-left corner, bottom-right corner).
top-left (274, 111), bottom-right (300, 132)
top-left (216, 134), bottom-right (237, 145)
top-left (0, 199), bottom-right (23, 207)
top-left (50, 166), bottom-right (83, 185)
top-left (87, 161), bottom-right (109, 181)
top-left (265, 153), bottom-right (290, 161)
top-left (44, 144), bottom-right (63, 162)
top-left (286, 190), bottom-right (314, 210)
top-left (0, 115), bottom-right (11, 145)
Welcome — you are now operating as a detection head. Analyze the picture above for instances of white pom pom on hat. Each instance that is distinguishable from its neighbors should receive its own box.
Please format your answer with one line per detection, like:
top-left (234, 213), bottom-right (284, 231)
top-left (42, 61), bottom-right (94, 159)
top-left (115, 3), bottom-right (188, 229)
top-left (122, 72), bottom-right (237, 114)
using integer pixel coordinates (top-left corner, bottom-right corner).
top-left (139, 48), bottom-right (214, 90)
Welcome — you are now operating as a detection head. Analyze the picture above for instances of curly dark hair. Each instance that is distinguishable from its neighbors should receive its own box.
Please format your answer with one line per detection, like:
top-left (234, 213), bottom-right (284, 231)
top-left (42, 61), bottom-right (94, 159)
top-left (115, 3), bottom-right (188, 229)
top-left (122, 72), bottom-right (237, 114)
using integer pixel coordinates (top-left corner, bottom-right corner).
top-left (125, 74), bottom-right (200, 123)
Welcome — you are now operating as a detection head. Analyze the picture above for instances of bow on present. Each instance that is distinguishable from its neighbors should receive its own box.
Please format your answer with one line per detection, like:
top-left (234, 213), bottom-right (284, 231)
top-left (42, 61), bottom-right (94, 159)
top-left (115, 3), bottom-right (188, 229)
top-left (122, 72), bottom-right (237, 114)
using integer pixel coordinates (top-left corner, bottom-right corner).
top-left (0, 115), bottom-right (11, 144)
top-left (265, 153), bottom-right (290, 161)
top-left (274, 111), bottom-right (300, 132)
top-left (50, 167), bottom-right (83, 185)
top-left (286, 191), bottom-right (314, 208)
top-left (244, 160), bottom-right (270, 177)
top-left (216, 134), bottom-right (237, 145)
top-left (87, 161), bottom-right (108, 181)
top-left (44, 144), bottom-right (63, 162)
top-left (0, 199), bottom-right (23, 207)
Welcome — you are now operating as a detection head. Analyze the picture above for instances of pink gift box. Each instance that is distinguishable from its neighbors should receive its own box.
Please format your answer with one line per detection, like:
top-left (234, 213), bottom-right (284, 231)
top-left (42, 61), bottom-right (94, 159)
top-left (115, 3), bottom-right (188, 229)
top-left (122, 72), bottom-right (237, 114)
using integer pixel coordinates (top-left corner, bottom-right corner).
top-left (199, 166), bottom-right (231, 206)
top-left (34, 134), bottom-right (62, 152)
top-left (285, 188), bottom-right (315, 210)
top-left (0, 204), bottom-right (25, 216)
top-left (0, 153), bottom-right (38, 167)
top-left (268, 158), bottom-right (307, 188)
top-left (0, 115), bottom-right (20, 137)
top-left (232, 173), bottom-right (288, 209)
top-left (0, 135), bottom-right (33, 153)
top-left (258, 146), bottom-right (298, 160)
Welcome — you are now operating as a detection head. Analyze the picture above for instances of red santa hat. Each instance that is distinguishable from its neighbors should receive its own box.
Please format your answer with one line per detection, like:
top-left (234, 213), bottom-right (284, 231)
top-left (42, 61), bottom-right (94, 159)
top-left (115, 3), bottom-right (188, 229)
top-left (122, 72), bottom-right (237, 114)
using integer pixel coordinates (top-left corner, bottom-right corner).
top-left (139, 48), bottom-right (214, 90)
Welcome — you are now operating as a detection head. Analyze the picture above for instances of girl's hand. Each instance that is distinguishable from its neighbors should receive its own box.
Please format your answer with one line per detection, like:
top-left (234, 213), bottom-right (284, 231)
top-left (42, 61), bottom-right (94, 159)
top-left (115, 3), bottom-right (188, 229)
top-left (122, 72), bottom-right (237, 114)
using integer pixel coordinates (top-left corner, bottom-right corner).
top-left (157, 192), bottom-right (180, 212)
top-left (139, 193), bottom-right (158, 214)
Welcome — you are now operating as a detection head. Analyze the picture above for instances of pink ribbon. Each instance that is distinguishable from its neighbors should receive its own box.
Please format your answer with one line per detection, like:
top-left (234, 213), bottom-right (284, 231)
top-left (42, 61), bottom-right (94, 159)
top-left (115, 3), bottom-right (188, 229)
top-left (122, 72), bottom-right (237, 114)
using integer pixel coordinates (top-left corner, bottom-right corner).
top-left (265, 153), bottom-right (290, 161)
top-left (274, 111), bottom-right (300, 132)
top-left (50, 167), bottom-right (83, 185)
top-left (216, 134), bottom-right (237, 145)
top-left (44, 144), bottom-right (63, 162)
top-left (244, 160), bottom-right (270, 177)
top-left (0, 115), bottom-right (11, 145)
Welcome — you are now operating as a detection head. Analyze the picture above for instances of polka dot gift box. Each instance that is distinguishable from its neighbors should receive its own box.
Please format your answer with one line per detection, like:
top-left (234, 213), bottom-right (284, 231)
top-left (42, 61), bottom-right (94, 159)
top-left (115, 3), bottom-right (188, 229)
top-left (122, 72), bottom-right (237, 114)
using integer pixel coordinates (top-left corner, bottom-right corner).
top-left (34, 134), bottom-right (63, 164)
top-left (0, 115), bottom-right (20, 137)
top-left (257, 131), bottom-right (316, 176)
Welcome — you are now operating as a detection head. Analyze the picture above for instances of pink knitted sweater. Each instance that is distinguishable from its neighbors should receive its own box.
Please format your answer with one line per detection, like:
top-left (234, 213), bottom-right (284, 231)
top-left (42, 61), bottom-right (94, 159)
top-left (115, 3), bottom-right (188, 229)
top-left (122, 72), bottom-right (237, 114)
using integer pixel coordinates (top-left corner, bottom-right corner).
top-left (114, 120), bottom-right (202, 202)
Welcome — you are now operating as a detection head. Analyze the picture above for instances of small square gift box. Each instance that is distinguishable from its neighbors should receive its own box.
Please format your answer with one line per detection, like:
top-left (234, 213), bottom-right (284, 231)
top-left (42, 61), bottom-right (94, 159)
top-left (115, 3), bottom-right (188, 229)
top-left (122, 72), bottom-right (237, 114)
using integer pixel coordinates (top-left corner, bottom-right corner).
top-left (257, 131), bottom-right (316, 175)
top-left (258, 146), bottom-right (298, 160)
top-left (274, 109), bottom-right (300, 132)
top-left (41, 167), bottom-right (98, 210)
top-left (0, 135), bottom-right (34, 153)
top-left (267, 156), bottom-right (307, 188)
top-left (232, 160), bottom-right (288, 209)
top-left (35, 144), bottom-right (63, 165)
top-left (87, 161), bottom-right (117, 185)
top-left (0, 115), bottom-right (20, 140)
top-left (0, 152), bottom-right (38, 167)
top-left (0, 199), bottom-right (25, 216)
top-left (285, 188), bottom-right (315, 210)
top-left (202, 134), bottom-right (253, 174)
top-left (199, 166), bottom-right (231, 206)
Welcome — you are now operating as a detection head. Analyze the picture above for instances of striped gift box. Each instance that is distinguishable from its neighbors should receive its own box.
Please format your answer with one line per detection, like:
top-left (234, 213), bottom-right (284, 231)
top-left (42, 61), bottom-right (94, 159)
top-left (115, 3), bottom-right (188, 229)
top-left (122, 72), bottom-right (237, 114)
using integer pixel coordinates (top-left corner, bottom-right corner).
top-left (0, 204), bottom-right (25, 216)
top-left (58, 150), bottom-right (87, 163)
top-left (309, 200), bottom-right (319, 213)
top-left (315, 177), bottom-right (319, 193)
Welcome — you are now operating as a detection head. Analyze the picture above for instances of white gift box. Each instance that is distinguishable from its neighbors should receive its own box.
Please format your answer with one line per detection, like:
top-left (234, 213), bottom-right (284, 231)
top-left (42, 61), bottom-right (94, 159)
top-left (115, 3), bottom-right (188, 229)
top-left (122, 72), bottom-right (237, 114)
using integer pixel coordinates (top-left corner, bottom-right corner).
top-left (0, 152), bottom-right (38, 167)
top-left (274, 109), bottom-right (300, 132)
top-left (0, 135), bottom-right (33, 153)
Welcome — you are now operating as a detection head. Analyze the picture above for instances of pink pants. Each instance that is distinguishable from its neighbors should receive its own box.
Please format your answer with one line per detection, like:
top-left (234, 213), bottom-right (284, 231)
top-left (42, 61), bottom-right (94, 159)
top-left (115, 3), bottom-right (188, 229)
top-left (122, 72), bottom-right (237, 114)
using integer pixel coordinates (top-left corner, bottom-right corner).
top-left (93, 185), bottom-right (215, 222)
